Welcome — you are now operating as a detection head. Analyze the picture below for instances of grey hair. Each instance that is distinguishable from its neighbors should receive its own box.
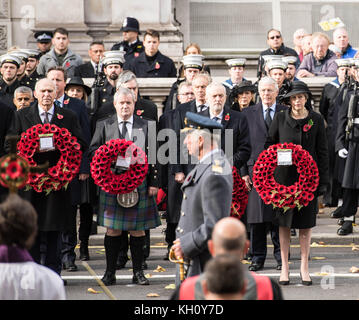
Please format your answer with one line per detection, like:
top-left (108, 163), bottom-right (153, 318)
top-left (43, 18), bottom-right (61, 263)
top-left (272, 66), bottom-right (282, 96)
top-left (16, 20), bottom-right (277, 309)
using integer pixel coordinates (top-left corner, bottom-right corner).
top-left (192, 72), bottom-right (212, 85)
top-left (116, 70), bottom-right (138, 90)
top-left (206, 82), bottom-right (226, 96)
top-left (114, 87), bottom-right (136, 104)
top-left (178, 80), bottom-right (192, 93)
top-left (14, 86), bottom-right (33, 98)
top-left (258, 76), bottom-right (279, 91)
top-left (190, 128), bottom-right (221, 148)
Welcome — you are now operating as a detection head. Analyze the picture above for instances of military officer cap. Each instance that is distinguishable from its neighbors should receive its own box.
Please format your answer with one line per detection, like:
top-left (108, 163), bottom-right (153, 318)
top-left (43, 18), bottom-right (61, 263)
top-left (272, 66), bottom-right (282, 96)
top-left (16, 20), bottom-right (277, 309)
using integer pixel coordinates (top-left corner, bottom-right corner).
top-left (282, 56), bottom-right (297, 66)
top-left (182, 54), bottom-right (204, 70)
top-left (182, 112), bottom-right (223, 133)
top-left (335, 58), bottom-right (354, 68)
top-left (262, 55), bottom-right (283, 63)
top-left (266, 58), bottom-right (288, 71)
top-left (34, 31), bottom-right (53, 43)
top-left (0, 54), bottom-right (21, 68)
top-left (102, 51), bottom-right (125, 67)
top-left (120, 17), bottom-right (141, 34)
top-left (225, 58), bottom-right (246, 68)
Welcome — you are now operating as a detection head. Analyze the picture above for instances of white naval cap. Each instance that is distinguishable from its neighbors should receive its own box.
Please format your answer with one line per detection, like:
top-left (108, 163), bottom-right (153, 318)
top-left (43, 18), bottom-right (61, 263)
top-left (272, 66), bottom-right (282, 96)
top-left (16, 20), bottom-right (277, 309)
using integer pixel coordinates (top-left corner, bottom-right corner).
top-left (282, 56), bottom-right (298, 65)
top-left (262, 55), bottom-right (283, 63)
top-left (225, 58), bottom-right (246, 68)
top-left (182, 54), bottom-right (204, 69)
top-left (8, 50), bottom-right (29, 62)
top-left (335, 58), bottom-right (354, 68)
top-left (0, 54), bottom-right (21, 67)
top-left (102, 50), bottom-right (125, 66)
top-left (22, 49), bottom-right (41, 59)
top-left (266, 58), bottom-right (288, 71)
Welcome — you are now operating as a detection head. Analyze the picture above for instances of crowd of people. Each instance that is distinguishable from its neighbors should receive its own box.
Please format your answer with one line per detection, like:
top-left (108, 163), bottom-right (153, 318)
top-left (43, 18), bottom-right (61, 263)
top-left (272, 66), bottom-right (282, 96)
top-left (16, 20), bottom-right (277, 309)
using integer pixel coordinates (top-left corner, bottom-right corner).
top-left (0, 15), bottom-right (358, 300)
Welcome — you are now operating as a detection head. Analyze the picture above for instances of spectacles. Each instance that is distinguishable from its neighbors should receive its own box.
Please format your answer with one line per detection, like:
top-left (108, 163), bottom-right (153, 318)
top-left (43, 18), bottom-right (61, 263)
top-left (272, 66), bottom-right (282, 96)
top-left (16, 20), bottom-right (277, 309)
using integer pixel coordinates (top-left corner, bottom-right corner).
top-left (180, 92), bottom-right (195, 96)
top-left (269, 35), bottom-right (281, 40)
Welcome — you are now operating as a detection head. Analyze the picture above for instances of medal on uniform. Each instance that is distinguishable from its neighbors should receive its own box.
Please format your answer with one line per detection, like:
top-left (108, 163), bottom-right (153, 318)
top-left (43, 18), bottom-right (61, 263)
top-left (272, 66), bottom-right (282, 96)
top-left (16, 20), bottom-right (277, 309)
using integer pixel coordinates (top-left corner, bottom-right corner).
top-left (39, 133), bottom-right (55, 152)
top-left (277, 149), bottom-right (292, 166)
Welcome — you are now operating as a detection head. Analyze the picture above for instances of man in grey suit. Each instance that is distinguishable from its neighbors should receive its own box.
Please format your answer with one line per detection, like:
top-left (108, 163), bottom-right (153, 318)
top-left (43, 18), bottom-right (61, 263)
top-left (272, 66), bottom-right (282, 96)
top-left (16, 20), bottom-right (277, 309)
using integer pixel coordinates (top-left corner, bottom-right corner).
top-left (172, 112), bottom-right (233, 283)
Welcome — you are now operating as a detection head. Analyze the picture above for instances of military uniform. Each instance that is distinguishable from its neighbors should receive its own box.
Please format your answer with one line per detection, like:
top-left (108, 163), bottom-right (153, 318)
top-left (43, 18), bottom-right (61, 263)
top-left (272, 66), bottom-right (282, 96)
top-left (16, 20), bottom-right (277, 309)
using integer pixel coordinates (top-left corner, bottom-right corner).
top-left (20, 70), bottom-right (43, 91)
top-left (112, 40), bottom-right (144, 64)
top-left (175, 113), bottom-right (233, 282)
top-left (0, 78), bottom-right (20, 110)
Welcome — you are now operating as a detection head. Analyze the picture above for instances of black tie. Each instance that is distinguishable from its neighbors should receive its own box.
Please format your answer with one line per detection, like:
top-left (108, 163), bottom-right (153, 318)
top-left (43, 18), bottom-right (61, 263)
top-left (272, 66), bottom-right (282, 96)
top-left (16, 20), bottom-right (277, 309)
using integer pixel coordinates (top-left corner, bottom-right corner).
top-left (212, 116), bottom-right (220, 123)
top-left (198, 104), bottom-right (206, 112)
top-left (265, 107), bottom-right (272, 130)
top-left (43, 112), bottom-right (50, 124)
top-left (121, 121), bottom-right (129, 140)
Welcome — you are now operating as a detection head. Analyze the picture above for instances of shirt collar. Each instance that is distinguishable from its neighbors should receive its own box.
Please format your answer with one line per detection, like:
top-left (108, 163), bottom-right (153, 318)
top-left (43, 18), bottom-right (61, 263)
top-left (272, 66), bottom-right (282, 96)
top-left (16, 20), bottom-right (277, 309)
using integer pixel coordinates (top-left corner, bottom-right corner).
top-left (117, 114), bottom-right (134, 125)
top-left (39, 104), bottom-right (55, 116)
top-left (209, 109), bottom-right (224, 120)
top-left (56, 94), bottom-right (65, 106)
top-left (262, 103), bottom-right (276, 112)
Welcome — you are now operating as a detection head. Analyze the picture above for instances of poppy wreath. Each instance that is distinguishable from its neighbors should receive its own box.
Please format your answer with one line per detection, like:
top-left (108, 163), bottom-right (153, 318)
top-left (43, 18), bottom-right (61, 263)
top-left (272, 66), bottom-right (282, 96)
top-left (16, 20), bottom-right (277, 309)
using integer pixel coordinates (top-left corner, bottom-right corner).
top-left (17, 124), bottom-right (82, 194)
top-left (231, 166), bottom-right (249, 219)
top-left (252, 142), bottom-right (319, 212)
top-left (90, 139), bottom-right (148, 195)
top-left (0, 155), bottom-right (29, 190)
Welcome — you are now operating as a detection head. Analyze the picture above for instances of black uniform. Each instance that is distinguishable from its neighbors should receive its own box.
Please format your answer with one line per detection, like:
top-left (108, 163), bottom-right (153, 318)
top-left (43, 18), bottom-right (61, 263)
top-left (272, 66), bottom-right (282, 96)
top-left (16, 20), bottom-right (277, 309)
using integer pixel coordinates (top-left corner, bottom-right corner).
top-left (125, 51), bottom-right (177, 78)
top-left (0, 78), bottom-right (21, 110)
top-left (319, 78), bottom-right (342, 206)
top-left (74, 62), bottom-right (96, 78)
top-left (163, 78), bottom-right (185, 113)
top-left (111, 39), bottom-right (144, 65)
top-left (20, 70), bottom-right (44, 90)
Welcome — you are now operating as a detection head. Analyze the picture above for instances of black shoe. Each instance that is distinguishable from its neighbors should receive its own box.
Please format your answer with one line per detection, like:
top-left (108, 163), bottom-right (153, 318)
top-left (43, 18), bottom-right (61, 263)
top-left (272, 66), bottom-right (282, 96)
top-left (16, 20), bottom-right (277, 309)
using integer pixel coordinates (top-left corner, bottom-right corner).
top-left (116, 257), bottom-right (129, 270)
top-left (142, 261), bottom-right (148, 270)
top-left (338, 218), bottom-right (344, 226)
top-left (331, 207), bottom-right (344, 219)
top-left (300, 272), bottom-right (312, 286)
top-left (290, 229), bottom-right (297, 236)
top-left (63, 279), bottom-right (68, 286)
top-left (337, 221), bottom-right (353, 236)
top-left (278, 272), bottom-right (290, 286)
top-left (132, 271), bottom-right (149, 285)
top-left (63, 261), bottom-right (78, 272)
top-left (102, 271), bottom-right (116, 286)
top-left (248, 262), bottom-right (264, 271)
top-left (79, 243), bottom-right (90, 261)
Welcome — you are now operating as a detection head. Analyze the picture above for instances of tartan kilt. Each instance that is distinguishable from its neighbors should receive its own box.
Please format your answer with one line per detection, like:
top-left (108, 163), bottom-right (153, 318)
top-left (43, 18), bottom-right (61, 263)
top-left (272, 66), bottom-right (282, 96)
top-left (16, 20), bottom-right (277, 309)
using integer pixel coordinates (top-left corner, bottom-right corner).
top-left (98, 179), bottom-right (161, 231)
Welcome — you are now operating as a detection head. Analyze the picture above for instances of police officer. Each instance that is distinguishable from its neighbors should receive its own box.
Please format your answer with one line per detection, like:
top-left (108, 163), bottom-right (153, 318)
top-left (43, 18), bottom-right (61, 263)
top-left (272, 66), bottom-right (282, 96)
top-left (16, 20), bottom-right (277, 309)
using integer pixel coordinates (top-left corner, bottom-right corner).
top-left (164, 54), bottom-right (203, 113)
top-left (126, 29), bottom-right (177, 78)
top-left (0, 54), bottom-right (22, 109)
top-left (222, 58), bottom-right (248, 99)
top-left (171, 112), bottom-right (233, 283)
top-left (333, 60), bottom-right (359, 235)
top-left (33, 31), bottom-right (53, 57)
top-left (111, 17), bottom-right (144, 64)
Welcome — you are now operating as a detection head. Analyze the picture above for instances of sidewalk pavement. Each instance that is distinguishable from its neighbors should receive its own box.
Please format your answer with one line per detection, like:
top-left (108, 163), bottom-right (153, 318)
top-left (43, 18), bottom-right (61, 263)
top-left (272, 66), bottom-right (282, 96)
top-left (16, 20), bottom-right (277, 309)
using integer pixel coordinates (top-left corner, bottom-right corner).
top-left (88, 207), bottom-right (359, 246)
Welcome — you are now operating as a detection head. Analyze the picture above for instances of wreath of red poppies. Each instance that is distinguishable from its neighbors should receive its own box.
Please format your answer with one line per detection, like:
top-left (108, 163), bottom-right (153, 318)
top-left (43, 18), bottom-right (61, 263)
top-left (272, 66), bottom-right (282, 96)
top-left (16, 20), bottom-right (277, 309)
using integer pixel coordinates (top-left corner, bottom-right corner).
top-left (252, 143), bottom-right (319, 211)
top-left (0, 155), bottom-right (29, 190)
top-left (231, 166), bottom-right (249, 219)
top-left (90, 139), bottom-right (148, 195)
top-left (17, 124), bottom-right (82, 193)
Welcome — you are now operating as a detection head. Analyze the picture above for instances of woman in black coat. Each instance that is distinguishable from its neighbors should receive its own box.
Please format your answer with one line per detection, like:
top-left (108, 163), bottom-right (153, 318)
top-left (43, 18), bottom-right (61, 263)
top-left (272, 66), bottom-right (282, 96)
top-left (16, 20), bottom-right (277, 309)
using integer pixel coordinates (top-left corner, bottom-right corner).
top-left (265, 81), bottom-right (329, 286)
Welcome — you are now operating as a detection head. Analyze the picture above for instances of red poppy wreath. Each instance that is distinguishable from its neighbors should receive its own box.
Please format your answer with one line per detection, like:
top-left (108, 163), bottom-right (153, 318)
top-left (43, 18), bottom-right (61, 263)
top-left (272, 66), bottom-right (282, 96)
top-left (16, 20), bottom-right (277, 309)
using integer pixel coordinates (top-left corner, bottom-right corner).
top-left (17, 124), bottom-right (82, 194)
top-left (252, 143), bottom-right (319, 212)
top-left (231, 166), bottom-right (249, 219)
top-left (0, 155), bottom-right (29, 190)
top-left (90, 139), bottom-right (148, 195)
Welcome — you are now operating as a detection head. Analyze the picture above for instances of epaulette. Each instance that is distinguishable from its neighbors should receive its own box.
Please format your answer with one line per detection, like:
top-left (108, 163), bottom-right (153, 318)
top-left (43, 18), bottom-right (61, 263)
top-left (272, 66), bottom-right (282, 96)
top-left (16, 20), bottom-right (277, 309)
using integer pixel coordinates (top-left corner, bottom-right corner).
top-left (212, 159), bottom-right (224, 174)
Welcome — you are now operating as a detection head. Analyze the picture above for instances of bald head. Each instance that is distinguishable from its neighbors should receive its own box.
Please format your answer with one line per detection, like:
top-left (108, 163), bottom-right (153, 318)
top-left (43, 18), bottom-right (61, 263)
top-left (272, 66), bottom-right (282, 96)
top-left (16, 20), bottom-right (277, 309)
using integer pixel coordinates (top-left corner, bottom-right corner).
top-left (210, 217), bottom-right (248, 258)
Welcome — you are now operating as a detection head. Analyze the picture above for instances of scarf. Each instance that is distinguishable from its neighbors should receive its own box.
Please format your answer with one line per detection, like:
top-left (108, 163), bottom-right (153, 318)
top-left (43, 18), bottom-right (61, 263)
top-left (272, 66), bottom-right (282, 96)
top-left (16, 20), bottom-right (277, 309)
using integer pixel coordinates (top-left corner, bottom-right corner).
top-left (0, 244), bottom-right (33, 263)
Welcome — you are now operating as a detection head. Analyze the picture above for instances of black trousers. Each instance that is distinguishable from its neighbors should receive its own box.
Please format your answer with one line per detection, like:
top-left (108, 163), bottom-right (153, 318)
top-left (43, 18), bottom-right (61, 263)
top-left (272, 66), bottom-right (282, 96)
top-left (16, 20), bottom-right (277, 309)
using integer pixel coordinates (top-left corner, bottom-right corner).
top-left (61, 205), bottom-right (77, 264)
top-left (30, 231), bottom-right (63, 275)
top-left (250, 222), bottom-right (281, 265)
top-left (165, 222), bottom-right (178, 250)
top-left (78, 202), bottom-right (94, 243)
top-left (341, 188), bottom-right (359, 218)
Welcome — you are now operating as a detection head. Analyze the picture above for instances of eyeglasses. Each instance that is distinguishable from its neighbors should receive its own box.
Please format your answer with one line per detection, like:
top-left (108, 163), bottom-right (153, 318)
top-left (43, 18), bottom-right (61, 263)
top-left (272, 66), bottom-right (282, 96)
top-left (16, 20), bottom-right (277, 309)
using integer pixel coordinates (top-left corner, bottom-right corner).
top-left (269, 35), bottom-right (281, 40)
top-left (180, 92), bottom-right (195, 96)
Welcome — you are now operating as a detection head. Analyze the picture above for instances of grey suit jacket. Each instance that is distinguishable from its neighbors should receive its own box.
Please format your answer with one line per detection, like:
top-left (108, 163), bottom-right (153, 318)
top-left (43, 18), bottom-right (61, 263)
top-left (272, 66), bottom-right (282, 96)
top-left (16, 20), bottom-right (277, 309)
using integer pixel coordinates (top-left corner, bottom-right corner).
top-left (176, 149), bottom-right (233, 278)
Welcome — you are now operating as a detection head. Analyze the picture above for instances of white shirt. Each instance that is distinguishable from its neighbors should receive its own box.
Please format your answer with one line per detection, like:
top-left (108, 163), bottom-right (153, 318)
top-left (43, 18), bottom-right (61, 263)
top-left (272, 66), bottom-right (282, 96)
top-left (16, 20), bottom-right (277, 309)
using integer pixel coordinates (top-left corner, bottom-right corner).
top-left (118, 115), bottom-right (134, 139)
top-left (0, 262), bottom-right (66, 300)
top-left (39, 105), bottom-right (55, 123)
top-left (209, 109), bottom-right (224, 123)
top-left (196, 101), bottom-right (208, 113)
top-left (262, 103), bottom-right (276, 120)
top-left (55, 94), bottom-right (65, 108)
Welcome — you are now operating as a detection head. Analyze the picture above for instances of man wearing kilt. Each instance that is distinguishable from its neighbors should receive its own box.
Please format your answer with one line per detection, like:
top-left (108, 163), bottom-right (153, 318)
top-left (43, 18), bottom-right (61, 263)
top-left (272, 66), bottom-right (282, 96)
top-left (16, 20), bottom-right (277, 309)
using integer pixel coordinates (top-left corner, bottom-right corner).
top-left (89, 87), bottom-right (160, 286)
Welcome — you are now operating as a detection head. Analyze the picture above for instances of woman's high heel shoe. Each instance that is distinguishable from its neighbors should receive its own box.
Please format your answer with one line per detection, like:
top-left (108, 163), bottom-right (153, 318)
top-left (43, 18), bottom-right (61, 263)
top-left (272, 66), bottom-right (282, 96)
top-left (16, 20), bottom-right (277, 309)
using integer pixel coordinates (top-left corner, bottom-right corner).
top-left (300, 272), bottom-right (312, 286)
top-left (278, 272), bottom-right (290, 285)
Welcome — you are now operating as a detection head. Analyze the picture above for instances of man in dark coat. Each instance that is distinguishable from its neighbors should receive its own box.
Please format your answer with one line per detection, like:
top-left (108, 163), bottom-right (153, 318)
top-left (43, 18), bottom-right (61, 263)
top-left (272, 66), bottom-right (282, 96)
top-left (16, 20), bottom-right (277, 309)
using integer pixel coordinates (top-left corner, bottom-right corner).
top-left (7, 78), bottom-right (87, 275)
top-left (47, 66), bottom-right (91, 271)
top-left (241, 76), bottom-right (287, 271)
top-left (257, 29), bottom-right (298, 78)
top-left (125, 29), bottom-right (177, 78)
top-left (74, 41), bottom-right (105, 78)
top-left (334, 62), bottom-right (359, 235)
top-left (111, 17), bottom-right (144, 64)
top-left (21, 49), bottom-right (44, 90)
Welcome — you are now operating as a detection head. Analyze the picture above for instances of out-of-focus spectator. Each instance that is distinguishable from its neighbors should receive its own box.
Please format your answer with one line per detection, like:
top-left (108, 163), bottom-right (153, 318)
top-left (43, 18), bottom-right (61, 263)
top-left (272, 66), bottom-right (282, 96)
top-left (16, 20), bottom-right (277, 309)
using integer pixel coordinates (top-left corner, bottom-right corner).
top-left (301, 34), bottom-right (313, 57)
top-left (293, 28), bottom-right (308, 62)
top-left (177, 81), bottom-right (194, 104)
top-left (332, 27), bottom-right (357, 59)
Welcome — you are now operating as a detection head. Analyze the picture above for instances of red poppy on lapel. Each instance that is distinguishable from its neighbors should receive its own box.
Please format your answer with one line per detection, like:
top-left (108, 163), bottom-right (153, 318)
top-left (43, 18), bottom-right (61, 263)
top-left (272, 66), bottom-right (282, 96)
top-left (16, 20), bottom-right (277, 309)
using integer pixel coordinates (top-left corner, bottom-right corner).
top-left (65, 61), bottom-right (70, 68)
top-left (224, 113), bottom-right (230, 121)
top-left (63, 99), bottom-right (70, 105)
top-left (57, 113), bottom-right (63, 119)
top-left (303, 119), bottom-right (313, 132)
top-left (155, 62), bottom-right (160, 69)
top-left (134, 52), bottom-right (139, 58)
top-left (136, 109), bottom-right (144, 116)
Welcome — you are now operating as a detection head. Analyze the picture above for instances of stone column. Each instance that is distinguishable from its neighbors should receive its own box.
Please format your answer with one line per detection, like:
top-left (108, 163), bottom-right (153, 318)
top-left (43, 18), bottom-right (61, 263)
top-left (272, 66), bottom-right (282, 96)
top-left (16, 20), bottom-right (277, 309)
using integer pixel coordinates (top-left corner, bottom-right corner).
top-left (0, 0), bottom-right (11, 53)
top-left (84, 0), bottom-right (112, 41)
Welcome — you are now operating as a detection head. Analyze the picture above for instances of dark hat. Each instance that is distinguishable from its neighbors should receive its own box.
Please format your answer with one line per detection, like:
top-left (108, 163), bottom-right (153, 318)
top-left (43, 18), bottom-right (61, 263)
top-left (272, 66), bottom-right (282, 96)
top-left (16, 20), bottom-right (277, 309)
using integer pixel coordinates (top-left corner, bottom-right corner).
top-left (283, 81), bottom-right (312, 99)
top-left (182, 112), bottom-right (223, 133)
top-left (231, 80), bottom-right (256, 94)
top-left (34, 31), bottom-right (53, 43)
top-left (120, 17), bottom-right (141, 34)
top-left (65, 77), bottom-right (92, 96)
